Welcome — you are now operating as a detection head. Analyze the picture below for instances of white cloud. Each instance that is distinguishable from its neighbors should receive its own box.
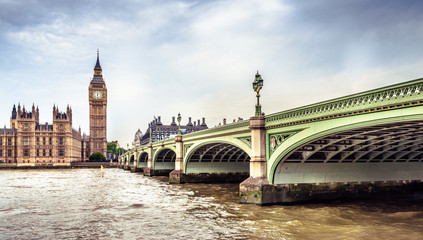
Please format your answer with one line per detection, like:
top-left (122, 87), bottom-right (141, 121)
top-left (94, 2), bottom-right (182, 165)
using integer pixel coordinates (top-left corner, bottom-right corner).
top-left (0, 0), bottom-right (423, 146)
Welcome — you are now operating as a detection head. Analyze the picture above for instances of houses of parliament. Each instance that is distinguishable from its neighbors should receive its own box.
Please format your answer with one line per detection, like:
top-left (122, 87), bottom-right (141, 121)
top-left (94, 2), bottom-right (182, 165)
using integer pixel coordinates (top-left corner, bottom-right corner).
top-left (0, 52), bottom-right (107, 165)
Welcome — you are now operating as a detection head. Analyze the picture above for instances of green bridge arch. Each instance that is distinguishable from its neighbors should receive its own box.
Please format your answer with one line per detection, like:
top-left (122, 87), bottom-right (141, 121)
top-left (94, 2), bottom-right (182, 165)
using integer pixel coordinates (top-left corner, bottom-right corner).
top-left (268, 105), bottom-right (423, 184)
top-left (183, 137), bottom-right (251, 174)
top-left (153, 146), bottom-right (177, 170)
top-left (137, 151), bottom-right (148, 168)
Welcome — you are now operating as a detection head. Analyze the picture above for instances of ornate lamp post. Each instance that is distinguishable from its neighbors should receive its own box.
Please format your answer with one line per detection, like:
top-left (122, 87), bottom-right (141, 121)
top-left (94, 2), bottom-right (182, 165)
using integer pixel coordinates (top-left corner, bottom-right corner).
top-left (177, 112), bottom-right (182, 135)
top-left (149, 123), bottom-right (152, 143)
top-left (252, 71), bottom-right (264, 116)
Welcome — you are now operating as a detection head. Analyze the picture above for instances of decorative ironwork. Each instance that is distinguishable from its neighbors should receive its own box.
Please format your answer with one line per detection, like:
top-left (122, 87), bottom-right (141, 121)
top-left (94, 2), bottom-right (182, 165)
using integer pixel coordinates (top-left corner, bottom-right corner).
top-left (183, 120), bottom-right (250, 139)
top-left (183, 144), bottom-right (193, 156)
top-left (265, 78), bottom-right (423, 127)
top-left (269, 132), bottom-right (299, 157)
top-left (177, 112), bottom-right (182, 135)
top-left (253, 71), bottom-right (264, 116)
top-left (149, 123), bottom-right (152, 143)
top-left (280, 121), bottom-right (423, 164)
top-left (238, 137), bottom-right (252, 147)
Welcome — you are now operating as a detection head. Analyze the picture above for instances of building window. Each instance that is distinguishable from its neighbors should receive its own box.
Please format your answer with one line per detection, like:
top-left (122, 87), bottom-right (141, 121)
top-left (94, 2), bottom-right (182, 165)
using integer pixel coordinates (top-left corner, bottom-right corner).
top-left (8, 138), bottom-right (12, 146)
top-left (23, 137), bottom-right (30, 146)
top-left (43, 137), bottom-right (46, 145)
top-left (43, 149), bottom-right (46, 157)
top-left (49, 149), bottom-right (52, 156)
top-left (0, 138), bottom-right (2, 145)
top-left (24, 124), bottom-right (28, 130)
top-left (36, 149), bottom-right (39, 157)
top-left (8, 150), bottom-right (12, 157)
top-left (0, 150), bottom-right (2, 157)
top-left (59, 149), bottom-right (65, 157)
top-left (36, 137), bottom-right (39, 145)
top-left (49, 137), bottom-right (52, 145)
top-left (59, 124), bottom-right (63, 130)
top-left (23, 149), bottom-right (29, 157)
top-left (59, 137), bottom-right (64, 146)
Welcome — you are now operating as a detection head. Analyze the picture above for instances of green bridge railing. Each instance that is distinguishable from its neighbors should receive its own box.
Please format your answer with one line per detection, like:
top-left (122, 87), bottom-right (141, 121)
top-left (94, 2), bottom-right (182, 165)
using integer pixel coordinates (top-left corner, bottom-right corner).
top-left (126, 77), bottom-right (423, 156)
top-left (265, 77), bottom-right (423, 127)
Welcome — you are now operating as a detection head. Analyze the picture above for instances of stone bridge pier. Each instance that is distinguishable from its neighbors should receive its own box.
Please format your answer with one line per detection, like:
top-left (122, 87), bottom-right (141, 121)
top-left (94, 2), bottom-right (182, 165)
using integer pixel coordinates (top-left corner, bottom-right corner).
top-left (169, 135), bottom-right (184, 183)
top-left (130, 149), bottom-right (143, 172)
top-left (239, 115), bottom-right (272, 205)
top-left (124, 153), bottom-right (131, 170)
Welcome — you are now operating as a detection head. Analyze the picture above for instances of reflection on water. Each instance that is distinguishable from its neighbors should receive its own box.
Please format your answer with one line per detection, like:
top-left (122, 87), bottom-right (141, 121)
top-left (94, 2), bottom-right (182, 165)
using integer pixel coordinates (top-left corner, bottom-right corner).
top-left (1, 169), bottom-right (423, 240)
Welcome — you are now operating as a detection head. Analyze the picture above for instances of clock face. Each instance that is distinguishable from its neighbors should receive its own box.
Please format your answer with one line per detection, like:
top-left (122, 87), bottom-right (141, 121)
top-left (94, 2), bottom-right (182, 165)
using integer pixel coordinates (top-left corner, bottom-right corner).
top-left (93, 90), bottom-right (102, 100)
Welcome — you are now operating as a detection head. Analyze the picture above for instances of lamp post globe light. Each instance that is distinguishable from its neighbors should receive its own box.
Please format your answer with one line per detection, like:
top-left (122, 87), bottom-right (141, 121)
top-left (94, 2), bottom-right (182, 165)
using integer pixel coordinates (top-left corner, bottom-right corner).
top-left (177, 112), bottom-right (182, 135)
top-left (253, 71), bottom-right (264, 116)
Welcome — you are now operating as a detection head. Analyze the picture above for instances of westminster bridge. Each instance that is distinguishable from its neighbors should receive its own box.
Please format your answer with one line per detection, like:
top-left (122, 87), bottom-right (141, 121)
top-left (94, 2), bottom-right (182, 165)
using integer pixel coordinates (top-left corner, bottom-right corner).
top-left (119, 75), bottom-right (423, 205)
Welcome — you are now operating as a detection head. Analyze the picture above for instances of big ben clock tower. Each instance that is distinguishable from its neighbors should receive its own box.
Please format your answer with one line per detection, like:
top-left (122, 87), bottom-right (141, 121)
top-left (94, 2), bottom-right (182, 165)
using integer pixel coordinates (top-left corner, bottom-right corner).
top-left (89, 50), bottom-right (107, 157)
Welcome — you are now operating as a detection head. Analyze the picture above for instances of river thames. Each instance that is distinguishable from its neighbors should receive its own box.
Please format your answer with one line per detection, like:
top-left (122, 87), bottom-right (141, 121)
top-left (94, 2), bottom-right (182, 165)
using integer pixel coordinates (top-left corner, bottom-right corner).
top-left (1, 168), bottom-right (422, 239)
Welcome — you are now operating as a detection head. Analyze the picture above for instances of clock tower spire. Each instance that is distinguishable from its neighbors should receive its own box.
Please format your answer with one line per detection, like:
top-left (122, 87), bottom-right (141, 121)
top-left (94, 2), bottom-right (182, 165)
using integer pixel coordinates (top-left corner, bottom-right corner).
top-left (89, 50), bottom-right (107, 158)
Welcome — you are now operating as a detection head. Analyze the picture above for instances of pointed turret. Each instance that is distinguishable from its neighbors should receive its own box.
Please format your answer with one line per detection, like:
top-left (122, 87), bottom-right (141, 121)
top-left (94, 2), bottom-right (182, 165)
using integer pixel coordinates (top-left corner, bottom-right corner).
top-left (11, 104), bottom-right (17, 119)
top-left (91, 50), bottom-right (104, 83)
top-left (94, 49), bottom-right (102, 71)
top-left (35, 105), bottom-right (39, 122)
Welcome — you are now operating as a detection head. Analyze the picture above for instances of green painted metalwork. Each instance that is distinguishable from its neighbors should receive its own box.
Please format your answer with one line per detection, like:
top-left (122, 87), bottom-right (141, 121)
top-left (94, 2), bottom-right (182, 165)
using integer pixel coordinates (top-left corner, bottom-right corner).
top-left (268, 131), bottom-right (300, 158)
top-left (253, 71), bottom-right (264, 116)
top-left (267, 107), bottom-right (423, 183)
top-left (183, 120), bottom-right (250, 140)
top-left (265, 77), bottom-right (423, 128)
top-left (238, 137), bottom-right (252, 148)
top-left (177, 112), bottom-right (182, 135)
top-left (183, 144), bottom-right (193, 156)
top-left (182, 137), bottom-right (252, 173)
top-left (123, 77), bottom-right (423, 185)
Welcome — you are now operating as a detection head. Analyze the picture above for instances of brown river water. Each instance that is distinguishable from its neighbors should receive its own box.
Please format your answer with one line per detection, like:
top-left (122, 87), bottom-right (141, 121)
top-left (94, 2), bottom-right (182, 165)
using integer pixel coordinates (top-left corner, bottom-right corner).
top-left (0, 168), bottom-right (422, 240)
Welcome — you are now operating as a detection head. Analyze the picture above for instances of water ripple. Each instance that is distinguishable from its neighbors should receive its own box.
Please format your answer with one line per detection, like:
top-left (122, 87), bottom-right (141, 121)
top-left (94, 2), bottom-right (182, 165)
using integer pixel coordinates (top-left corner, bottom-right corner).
top-left (0, 169), bottom-right (422, 239)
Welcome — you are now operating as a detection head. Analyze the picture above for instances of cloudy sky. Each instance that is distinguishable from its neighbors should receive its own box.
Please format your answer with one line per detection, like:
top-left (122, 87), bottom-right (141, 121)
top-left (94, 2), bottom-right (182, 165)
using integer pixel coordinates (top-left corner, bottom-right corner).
top-left (1, 0), bottom-right (423, 147)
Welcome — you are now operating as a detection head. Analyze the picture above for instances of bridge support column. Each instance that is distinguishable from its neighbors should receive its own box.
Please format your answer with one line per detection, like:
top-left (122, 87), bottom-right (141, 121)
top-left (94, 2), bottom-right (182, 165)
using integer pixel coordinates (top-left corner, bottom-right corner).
top-left (169, 135), bottom-right (184, 184)
top-left (121, 156), bottom-right (125, 169)
top-left (123, 153), bottom-right (130, 170)
top-left (143, 143), bottom-right (155, 176)
top-left (131, 149), bottom-right (142, 172)
top-left (240, 115), bottom-right (273, 205)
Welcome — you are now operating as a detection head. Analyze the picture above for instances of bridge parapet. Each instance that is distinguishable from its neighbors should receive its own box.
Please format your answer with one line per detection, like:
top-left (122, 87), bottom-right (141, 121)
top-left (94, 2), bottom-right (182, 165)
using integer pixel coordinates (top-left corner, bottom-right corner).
top-left (183, 120), bottom-right (250, 141)
top-left (266, 78), bottom-right (423, 128)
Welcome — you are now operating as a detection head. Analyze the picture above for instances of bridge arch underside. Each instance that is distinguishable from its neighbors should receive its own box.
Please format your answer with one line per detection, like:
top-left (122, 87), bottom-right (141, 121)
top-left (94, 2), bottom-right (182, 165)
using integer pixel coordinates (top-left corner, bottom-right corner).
top-left (138, 152), bottom-right (148, 168)
top-left (186, 143), bottom-right (250, 174)
top-left (274, 121), bottom-right (423, 184)
top-left (130, 155), bottom-right (135, 166)
top-left (154, 149), bottom-right (176, 170)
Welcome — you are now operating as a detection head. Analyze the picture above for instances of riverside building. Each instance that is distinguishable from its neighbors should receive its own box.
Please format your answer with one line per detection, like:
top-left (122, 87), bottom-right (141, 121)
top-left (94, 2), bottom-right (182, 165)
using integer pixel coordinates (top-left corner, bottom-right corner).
top-left (0, 52), bottom-right (107, 166)
top-left (139, 116), bottom-right (208, 145)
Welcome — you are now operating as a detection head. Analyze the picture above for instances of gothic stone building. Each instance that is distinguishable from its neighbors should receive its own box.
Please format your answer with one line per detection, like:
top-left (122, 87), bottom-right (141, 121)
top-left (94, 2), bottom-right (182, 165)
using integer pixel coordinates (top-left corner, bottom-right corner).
top-left (139, 116), bottom-right (208, 145)
top-left (0, 52), bottom-right (107, 166)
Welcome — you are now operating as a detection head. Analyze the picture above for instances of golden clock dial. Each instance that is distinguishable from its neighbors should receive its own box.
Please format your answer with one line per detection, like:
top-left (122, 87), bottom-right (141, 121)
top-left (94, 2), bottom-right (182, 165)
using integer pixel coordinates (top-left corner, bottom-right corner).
top-left (93, 90), bottom-right (103, 100)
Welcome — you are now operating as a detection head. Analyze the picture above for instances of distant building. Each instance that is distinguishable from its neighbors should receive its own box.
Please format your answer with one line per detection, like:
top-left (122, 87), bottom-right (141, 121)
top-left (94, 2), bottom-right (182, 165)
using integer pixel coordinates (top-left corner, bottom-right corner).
top-left (0, 104), bottom-right (82, 165)
top-left (139, 116), bottom-right (207, 145)
top-left (111, 140), bottom-right (120, 148)
top-left (132, 129), bottom-right (143, 148)
top-left (0, 52), bottom-right (108, 166)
